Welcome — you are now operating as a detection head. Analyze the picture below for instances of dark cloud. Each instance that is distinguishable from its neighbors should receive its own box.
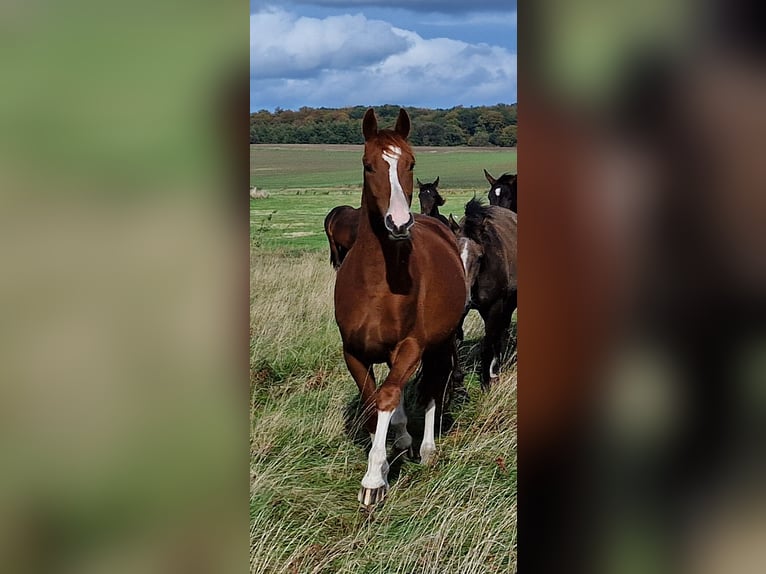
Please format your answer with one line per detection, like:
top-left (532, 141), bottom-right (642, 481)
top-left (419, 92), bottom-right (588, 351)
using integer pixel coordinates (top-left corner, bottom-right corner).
top-left (256, 0), bottom-right (516, 14)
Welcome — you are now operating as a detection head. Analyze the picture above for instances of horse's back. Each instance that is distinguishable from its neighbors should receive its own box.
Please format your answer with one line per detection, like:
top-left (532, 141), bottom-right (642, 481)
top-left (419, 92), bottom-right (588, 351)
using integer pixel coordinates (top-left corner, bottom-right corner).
top-left (478, 206), bottom-right (518, 297)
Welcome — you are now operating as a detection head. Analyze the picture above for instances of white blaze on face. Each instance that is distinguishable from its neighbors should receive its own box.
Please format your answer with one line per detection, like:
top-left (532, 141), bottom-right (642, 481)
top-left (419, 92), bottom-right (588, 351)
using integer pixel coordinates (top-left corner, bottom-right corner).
top-left (382, 146), bottom-right (411, 227)
top-left (459, 238), bottom-right (470, 273)
top-left (494, 187), bottom-right (502, 197)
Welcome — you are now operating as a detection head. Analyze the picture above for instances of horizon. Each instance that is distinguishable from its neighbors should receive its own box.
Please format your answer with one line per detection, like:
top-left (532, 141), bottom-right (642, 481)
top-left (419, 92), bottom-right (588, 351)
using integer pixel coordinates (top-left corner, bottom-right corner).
top-left (250, 102), bottom-right (518, 114)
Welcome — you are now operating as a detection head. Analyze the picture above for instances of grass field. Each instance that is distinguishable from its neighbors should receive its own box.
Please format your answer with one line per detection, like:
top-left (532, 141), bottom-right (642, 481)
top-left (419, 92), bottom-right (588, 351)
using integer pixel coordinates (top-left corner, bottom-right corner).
top-left (251, 144), bottom-right (516, 191)
top-left (251, 145), bottom-right (517, 573)
top-left (250, 144), bottom-right (516, 253)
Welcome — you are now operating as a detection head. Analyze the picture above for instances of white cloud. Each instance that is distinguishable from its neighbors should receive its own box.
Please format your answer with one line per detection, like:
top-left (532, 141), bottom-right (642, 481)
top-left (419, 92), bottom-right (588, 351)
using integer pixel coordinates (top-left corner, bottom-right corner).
top-left (250, 7), bottom-right (516, 109)
top-left (251, 8), bottom-right (410, 79)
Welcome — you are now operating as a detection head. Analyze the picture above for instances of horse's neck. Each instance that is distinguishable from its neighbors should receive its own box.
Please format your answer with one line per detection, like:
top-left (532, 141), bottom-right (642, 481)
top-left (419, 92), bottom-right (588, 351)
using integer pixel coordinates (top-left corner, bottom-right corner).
top-left (431, 205), bottom-right (440, 217)
top-left (358, 196), bottom-right (414, 267)
top-left (359, 192), bottom-right (384, 237)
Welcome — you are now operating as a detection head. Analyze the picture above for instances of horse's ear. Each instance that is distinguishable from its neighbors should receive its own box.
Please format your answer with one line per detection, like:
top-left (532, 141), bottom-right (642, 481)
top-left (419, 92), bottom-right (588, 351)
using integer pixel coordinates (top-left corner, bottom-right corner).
top-left (433, 176), bottom-right (439, 188)
top-left (484, 169), bottom-right (496, 186)
top-left (448, 214), bottom-right (460, 234)
top-left (394, 108), bottom-right (410, 139)
top-left (416, 177), bottom-right (422, 187)
top-left (363, 108), bottom-right (378, 141)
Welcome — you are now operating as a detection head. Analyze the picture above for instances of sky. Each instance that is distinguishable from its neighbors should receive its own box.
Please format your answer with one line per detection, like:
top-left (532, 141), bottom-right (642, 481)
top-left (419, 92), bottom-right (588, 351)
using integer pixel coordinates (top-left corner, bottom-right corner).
top-left (250, 0), bottom-right (517, 111)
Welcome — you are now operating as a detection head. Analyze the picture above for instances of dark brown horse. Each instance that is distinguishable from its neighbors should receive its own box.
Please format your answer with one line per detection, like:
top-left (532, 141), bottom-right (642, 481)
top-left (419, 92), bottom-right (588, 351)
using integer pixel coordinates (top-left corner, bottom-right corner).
top-left (485, 169), bottom-right (517, 212)
top-left (417, 177), bottom-right (449, 227)
top-left (450, 198), bottom-right (517, 387)
top-left (334, 108), bottom-right (466, 507)
top-left (323, 205), bottom-right (360, 269)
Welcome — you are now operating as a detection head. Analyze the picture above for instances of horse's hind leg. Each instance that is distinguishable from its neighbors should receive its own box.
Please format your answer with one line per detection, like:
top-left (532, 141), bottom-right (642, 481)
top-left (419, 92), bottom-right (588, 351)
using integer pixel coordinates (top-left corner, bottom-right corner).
top-left (390, 396), bottom-right (413, 457)
top-left (481, 299), bottom-right (514, 389)
top-left (507, 290), bottom-right (518, 362)
top-left (343, 350), bottom-right (377, 437)
top-left (417, 341), bottom-right (455, 464)
top-left (449, 335), bottom-right (468, 404)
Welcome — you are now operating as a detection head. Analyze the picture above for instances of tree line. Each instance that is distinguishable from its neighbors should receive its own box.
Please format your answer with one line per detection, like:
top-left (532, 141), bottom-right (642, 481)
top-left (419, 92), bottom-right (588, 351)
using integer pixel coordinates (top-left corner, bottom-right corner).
top-left (250, 103), bottom-right (517, 147)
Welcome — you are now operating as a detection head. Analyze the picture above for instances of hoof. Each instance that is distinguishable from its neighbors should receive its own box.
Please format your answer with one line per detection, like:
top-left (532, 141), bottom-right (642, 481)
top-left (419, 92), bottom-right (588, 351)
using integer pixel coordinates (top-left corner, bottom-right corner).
top-left (394, 445), bottom-right (419, 462)
top-left (481, 376), bottom-right (499, 390)
top-left (358, 485), bottom-right (387, 507)
top-left (419, 445), bottom-right (436, 465)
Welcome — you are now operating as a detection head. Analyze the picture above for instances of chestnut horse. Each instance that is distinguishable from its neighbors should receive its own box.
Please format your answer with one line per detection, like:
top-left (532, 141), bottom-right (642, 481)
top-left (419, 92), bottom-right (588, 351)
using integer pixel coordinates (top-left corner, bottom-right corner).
top-left (334, 108), bottom-right (466, 507)
top-left (485, 169), bottom-right (517, 212)
top-left (323, 205), bottom-right (359, 269)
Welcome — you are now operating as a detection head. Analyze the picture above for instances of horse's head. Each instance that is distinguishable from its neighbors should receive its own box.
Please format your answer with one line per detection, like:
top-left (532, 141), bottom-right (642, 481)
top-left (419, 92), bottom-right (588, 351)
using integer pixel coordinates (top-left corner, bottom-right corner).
top-left (457, 235), bottom-right (484, 308)
top-left (448, 211), bottom-right (484, 307)
top-left (485, 169), bottom-right (517, 212)
top-left (362, 108), bottom-right (416, 240)
top-left (417, 177), bottom-right (444, 216)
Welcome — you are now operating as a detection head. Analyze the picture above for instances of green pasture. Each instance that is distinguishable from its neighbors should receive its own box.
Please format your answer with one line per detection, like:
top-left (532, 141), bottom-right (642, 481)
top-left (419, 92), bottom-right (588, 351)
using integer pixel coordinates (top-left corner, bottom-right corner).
top-left (251, 144), bottom-right (517, 573)
top-left (250, 144), bottom-right (516, 191)
top-left (250, 145), bottom-right (515, 252)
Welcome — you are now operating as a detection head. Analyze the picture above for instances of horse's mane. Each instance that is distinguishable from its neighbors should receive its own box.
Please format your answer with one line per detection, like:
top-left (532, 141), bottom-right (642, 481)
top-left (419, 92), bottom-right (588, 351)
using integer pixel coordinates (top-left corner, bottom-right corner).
top-left (462, 197), bottom-right (492, 241)
top-left (370, 130), bottom-right (413, 155)
top-left (463, 197), bottom-right (514, 247)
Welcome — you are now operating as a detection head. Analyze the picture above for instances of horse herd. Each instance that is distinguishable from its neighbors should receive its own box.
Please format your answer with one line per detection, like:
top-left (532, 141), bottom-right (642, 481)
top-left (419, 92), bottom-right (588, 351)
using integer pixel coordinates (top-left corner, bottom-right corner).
top-left (324, 108), bottom-right (517, 508)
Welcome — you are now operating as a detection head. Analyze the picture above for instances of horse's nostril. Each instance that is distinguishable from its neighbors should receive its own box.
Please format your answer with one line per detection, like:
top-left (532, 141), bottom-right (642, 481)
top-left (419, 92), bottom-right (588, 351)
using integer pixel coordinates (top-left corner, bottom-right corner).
top-left (385, 213), bottom-right (413, 238)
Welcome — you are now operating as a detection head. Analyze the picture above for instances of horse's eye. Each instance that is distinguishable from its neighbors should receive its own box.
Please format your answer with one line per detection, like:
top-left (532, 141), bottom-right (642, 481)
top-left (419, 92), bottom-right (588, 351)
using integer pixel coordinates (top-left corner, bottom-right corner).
top-left (364, 164), bottom-right (374, 173)
top-left (409, 162), bottom-right (415, 171)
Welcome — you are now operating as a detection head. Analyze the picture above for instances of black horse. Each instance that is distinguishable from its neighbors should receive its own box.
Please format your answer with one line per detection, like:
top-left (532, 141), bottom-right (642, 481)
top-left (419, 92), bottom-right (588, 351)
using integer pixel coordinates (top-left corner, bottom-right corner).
top-left (450, 198), bottom-right (518, 387)
top-left (417, 177), bottom-right (449, 227)
top-left (484, 169), bottom-right (517, 212)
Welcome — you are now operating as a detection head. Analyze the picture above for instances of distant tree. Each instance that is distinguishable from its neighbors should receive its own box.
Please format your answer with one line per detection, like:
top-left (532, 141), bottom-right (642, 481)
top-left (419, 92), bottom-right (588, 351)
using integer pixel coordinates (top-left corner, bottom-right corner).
top-left (412, 122), bottom-right (445, 146)
top-left (249, 103), bottom-right (517, 146)
top-left (497, 125), bottom-right (518, 147)
top-left (442, 123), bottom-right (467, 146)
top-left (468, 130), bottom-right (492, 146)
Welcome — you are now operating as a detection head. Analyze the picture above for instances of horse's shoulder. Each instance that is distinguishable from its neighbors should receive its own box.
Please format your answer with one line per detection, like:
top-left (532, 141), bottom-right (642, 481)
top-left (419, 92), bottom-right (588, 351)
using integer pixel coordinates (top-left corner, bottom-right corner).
top-left (413, 214), bottom-right (459, 248)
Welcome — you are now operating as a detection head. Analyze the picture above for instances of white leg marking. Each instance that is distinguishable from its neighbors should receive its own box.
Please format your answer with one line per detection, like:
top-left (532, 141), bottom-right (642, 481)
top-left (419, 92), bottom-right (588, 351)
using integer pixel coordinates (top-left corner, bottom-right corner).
top-left (361, 410), bottom-right (392, 490)
top-left (420, 399), bottom-right (437, 464)
top-left (382, 146), bottom-right (411, 227)
top-left (490, 356), bottom-right (500, 378)
top-left (391, 397), bottom-right (412, 450)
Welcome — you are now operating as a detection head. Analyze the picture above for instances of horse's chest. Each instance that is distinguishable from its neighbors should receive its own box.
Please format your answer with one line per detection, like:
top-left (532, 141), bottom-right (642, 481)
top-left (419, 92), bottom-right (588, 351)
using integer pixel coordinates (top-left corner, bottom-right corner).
top-left (337, 296), bottom-right (416, 349)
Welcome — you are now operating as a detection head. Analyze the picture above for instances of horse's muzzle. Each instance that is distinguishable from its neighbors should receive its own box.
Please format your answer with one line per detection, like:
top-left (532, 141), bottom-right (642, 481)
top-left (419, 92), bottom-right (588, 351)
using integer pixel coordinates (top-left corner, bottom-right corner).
top-left (385, 213), bottom-right (414, 240)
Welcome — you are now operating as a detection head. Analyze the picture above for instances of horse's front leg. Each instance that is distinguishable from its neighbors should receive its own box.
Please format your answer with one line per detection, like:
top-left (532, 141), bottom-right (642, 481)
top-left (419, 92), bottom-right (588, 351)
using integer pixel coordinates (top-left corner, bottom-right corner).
top-left (359, 338), bottom-right (421, 507)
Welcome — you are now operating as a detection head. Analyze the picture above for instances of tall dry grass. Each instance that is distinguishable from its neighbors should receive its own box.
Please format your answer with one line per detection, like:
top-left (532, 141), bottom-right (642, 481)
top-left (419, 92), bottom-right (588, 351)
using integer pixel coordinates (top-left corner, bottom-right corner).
top-left (251, 250), bottom-right (516, 573)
